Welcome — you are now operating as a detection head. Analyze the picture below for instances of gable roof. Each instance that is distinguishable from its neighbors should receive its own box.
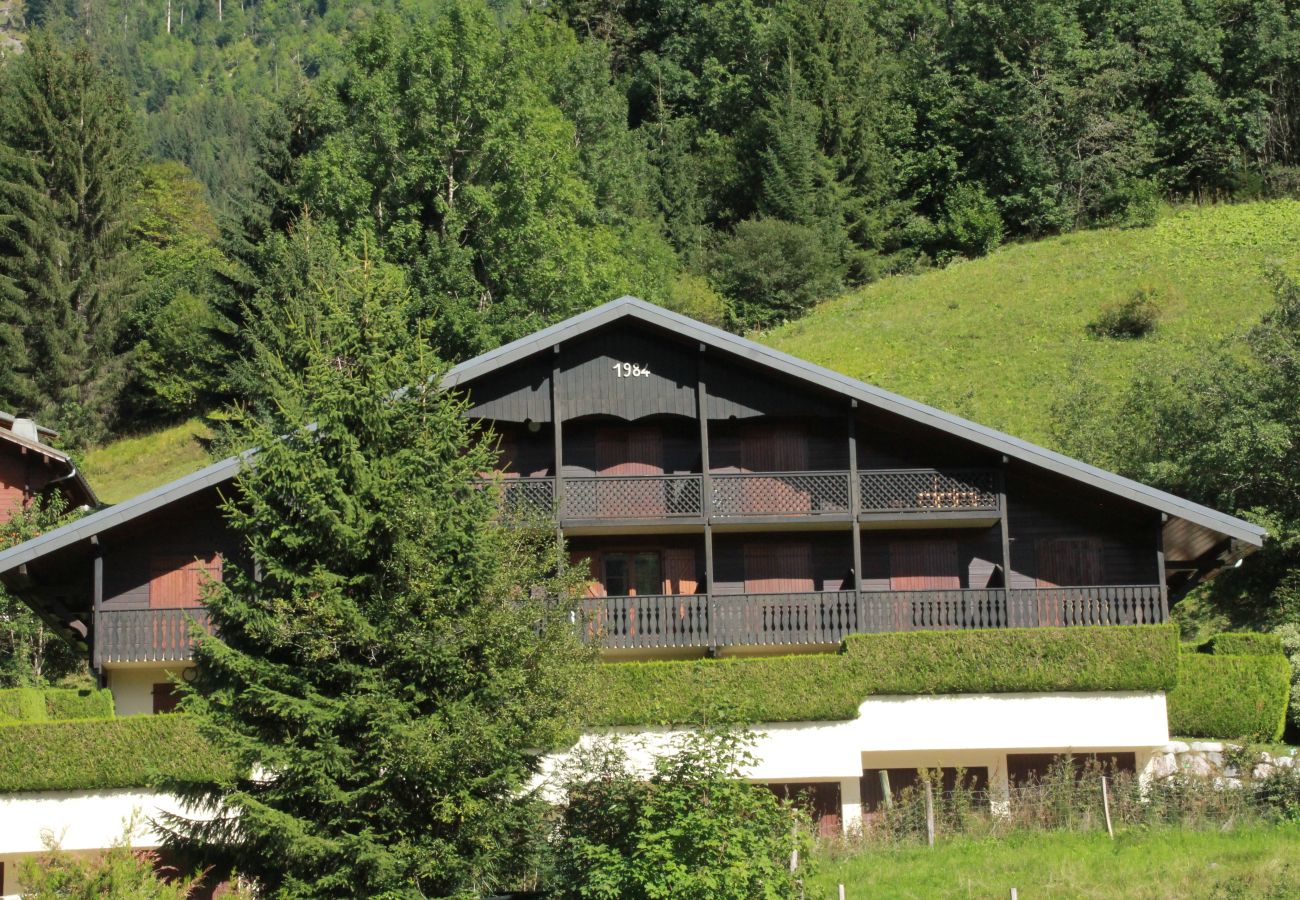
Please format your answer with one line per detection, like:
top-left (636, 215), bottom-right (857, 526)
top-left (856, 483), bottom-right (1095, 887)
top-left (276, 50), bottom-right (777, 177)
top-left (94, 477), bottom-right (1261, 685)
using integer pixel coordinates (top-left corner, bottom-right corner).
top-left (0, 296), bottom-right (1264, 576)
top-left (0, 422), bottom-right (98, 508)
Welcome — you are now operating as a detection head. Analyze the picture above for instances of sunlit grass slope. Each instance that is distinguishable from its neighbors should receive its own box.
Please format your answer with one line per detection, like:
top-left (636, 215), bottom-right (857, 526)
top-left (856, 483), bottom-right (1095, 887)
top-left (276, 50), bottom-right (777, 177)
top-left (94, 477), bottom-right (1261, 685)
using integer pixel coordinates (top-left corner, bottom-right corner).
top-left (763, 201), bottom-right (1300, 448)
top-left (807, 826), bottom-right (1300, 898)
top-left (81, 418), bottom-right (213, 504)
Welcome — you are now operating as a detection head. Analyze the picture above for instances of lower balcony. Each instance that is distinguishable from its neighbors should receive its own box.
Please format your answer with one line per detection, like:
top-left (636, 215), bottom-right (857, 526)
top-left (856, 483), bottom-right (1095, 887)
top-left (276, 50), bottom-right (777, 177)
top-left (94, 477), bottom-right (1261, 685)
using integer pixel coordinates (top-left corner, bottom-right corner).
top-left (581, 585), bottom-right (1166, 650)
top-left (95, 607), bottom-right (213, 665)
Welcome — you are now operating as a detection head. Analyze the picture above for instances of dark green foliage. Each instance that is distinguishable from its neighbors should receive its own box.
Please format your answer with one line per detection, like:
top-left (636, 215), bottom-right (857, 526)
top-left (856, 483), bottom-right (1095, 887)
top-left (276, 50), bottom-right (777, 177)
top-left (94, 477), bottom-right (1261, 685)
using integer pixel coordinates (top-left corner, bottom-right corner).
top-left (0, 687), bottom-right (114, 723)
top-left (0, 32), bottom-right (141, 443)
top-left (714, 218), bottom-right (844, 331)
top-left (588, 625), bottom-right (1180, 727)
top-left (1087, 287), bottom-right (1163, 339)
top-left (940, 184), bottom-right (1004, 260)
top-left (550, 728), bottom-right (814, 899)
top-left (0, 715), bottom-right (229, 792)
top-left (161, 237), bottom-right (593, 897)
top-left (1210, 633), bottom-right (1286, 657)
top-left (1167, 653), bottom-right (1291, 742)
top-left (19, 833), bottom-right (201, 900)
top-left (0, 494), bottom-right (86, 687)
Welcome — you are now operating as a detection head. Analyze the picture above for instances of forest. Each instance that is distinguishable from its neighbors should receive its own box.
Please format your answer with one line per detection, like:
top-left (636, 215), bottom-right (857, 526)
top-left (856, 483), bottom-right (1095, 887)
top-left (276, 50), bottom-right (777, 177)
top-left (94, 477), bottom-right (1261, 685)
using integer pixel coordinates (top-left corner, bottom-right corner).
top-left (2, 0), bottom-right (1300, 446)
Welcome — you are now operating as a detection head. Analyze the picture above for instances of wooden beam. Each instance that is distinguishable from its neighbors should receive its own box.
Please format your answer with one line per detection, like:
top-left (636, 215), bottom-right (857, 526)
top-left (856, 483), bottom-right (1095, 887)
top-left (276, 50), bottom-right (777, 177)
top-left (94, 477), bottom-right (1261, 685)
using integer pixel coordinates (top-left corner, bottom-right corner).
top-left (92, 538), bottom-right (104, 679)
top-left (698, 345), bottom-right (717, 651)
top-left (998, 462), bottom-right (1016, 623)
top-left (1156, 513), bottom-right (1168, 621)
top-left (848, 402), bottom-right (864, 631)
top-left (552, 344), bottom-right (565, 531)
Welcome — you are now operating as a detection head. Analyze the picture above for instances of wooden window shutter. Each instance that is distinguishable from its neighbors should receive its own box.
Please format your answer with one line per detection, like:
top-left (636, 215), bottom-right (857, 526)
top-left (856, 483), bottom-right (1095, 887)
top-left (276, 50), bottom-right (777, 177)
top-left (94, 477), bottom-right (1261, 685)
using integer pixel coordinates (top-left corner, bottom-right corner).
top-left (1035, 538), bottom-right (1103, 587)
top-left (744, 542), bottom-right (813, 593)
top-left (152, 682), bottom-right (181, 714)
top-left (662, 548), bottom-right (698, 595)
top-left (888, 541), bottom-right (960, 590)
top-left (569, 551), bottom-right (605, 598)
top-left (150, 554), bottom-right (222, 609)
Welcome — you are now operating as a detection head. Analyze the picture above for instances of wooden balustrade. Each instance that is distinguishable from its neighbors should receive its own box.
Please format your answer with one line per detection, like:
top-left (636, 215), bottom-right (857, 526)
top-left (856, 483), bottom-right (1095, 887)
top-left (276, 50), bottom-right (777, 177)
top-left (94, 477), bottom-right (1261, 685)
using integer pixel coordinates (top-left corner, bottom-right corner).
top-left (96, 607), bottom-right (213, 664)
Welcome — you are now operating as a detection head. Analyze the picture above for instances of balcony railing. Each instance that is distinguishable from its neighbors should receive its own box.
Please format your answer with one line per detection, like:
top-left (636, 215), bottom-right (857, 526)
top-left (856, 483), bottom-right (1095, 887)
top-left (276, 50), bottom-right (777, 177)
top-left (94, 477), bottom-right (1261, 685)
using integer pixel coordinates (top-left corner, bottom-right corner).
top-left (565, 475), bottom-right (704, 520)
top-left (96, 607), bottom-right (213, 664)
top-left (711, 471), bottom-right (851, 518)
top-left (582, 585), bottom-right (1165, 650)
top-left (478, 467), bottom-right (1000, 522)
top-left (859, 468), bottom-right (1000, 515)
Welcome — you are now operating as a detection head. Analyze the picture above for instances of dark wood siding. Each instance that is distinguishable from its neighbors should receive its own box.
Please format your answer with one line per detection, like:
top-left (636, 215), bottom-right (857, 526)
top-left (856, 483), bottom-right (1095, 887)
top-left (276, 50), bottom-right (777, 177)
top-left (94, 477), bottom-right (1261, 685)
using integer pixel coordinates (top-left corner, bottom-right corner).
top-left (559, 328), bottom-right (697, 420)
top-left (562, 420), bottom-right (700, 476)
top-left (861, 528), bottom-right (1003, 592)
top-left (463, 357), bottom-right (552, 423)
top-left (706, 359), bottom-right (839, 419)
top-left (1006, 470), bottom-right (1158, 588)
top-left (713, 534), bottom-right (853, 595)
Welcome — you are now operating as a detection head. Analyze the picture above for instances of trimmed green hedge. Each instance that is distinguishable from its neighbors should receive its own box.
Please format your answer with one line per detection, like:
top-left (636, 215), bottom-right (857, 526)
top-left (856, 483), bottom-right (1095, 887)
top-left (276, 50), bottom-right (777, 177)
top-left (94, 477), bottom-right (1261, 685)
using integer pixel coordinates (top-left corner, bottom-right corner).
top-left (0, 687), bottom-right (114, 724)
top-left (0, 714), bottom-right (230, 793)
top-left (1167, 652), bottom-right (1291, 742)
top-left (588, 625), bottom-right (1180, 727)
top-left (1208, 632), bottom-right (1284, 657)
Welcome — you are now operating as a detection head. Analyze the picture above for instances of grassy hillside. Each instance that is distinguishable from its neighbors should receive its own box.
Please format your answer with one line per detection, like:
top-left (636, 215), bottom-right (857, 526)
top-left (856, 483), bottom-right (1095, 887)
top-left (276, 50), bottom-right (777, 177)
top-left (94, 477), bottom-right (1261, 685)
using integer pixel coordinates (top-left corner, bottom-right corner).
top-left (763, 201), bottom-right (1300, 448)
top-left (81, 418), bottom-right (212, 504)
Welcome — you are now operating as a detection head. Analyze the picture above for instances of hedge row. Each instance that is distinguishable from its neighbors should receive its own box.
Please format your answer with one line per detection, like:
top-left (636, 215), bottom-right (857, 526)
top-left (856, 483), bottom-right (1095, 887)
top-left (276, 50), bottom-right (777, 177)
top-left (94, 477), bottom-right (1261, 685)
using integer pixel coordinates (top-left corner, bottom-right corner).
top-left (0, 687), bottom-right (114, 724)
top-left (587, 625), bottom-right (1181, 727)
top-left (1167, 652), bottom-right (1292, 742)
top-left (0, 715), bottom-right (230, 793)
top-left (1207, 632), bottom-right (1284, 657)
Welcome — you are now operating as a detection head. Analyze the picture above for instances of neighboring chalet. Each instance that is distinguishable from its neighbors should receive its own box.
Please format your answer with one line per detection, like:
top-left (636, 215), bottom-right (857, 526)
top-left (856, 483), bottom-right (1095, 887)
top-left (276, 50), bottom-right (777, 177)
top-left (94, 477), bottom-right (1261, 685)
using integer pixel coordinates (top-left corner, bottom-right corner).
top-left (0, 297), bottom-right (1266, 837)
top-left (0, 413), bottom-right (95, 523)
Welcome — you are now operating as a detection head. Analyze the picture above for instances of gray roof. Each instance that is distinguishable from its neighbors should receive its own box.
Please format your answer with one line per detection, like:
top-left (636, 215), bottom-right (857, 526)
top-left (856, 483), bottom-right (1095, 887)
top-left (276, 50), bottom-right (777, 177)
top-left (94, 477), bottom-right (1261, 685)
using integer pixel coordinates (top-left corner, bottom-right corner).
top-left (0, 296), bottom-right (1265, 575)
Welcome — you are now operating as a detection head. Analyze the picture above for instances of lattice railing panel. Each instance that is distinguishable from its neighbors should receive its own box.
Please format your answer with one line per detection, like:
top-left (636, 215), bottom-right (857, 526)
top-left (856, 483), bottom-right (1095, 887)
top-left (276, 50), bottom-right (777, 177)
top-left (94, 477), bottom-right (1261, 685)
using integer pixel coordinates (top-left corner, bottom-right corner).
top-left (496, 477), bottom-right (556, 520)
top-left (859, 468), bottom-right (999, 513)
top-left (564, 475), bottom-right (703, 520)
top-left (711, 472), bottom-right (852, 517)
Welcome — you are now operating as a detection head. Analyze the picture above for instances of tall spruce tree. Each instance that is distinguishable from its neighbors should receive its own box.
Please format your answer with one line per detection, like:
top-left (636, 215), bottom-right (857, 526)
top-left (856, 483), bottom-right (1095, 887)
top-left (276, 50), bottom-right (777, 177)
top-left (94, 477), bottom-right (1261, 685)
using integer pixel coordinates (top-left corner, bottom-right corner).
top-left (0, 32), bottom-right (140, 442)
top-left (160, 243), bottom-right (593, 896)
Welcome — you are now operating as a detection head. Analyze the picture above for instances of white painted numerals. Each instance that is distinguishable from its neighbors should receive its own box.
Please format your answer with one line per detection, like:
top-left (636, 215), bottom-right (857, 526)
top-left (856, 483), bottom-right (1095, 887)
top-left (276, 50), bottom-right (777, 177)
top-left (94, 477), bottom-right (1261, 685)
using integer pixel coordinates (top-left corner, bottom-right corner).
top-left (612, 362), bottom-right (651, 378)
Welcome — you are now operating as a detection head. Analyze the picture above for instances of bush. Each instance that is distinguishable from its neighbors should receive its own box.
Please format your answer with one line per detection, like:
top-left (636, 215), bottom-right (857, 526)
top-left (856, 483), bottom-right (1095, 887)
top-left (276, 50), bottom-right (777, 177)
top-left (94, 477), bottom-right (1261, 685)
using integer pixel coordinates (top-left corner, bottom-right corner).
top-left (588, 625), bottom-right (1180, 727)
top-left (0, 715), bottom-right (231, 792)
top-left (1087, 286), bottom-right (1163, 338)
top-left (0, 687), bottom-right (114, 724)
top-left (19, 820), bottom-right (202, 900)
top-left (550, 728), bottom-right (813, 899)
top-left (711, 217), bottom-right (844, 331)
top-left (1208, 632), bottom-right (1284, 657)
top-left (941, 183), bottom-right (1004, 259)
top-left (1166, 653), bottom-right (1291, 741)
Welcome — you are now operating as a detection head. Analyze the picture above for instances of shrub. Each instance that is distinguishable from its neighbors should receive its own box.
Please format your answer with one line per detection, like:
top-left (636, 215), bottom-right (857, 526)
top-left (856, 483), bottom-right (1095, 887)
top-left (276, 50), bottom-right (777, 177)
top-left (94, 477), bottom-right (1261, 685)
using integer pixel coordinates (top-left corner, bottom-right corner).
top-left (711, 217), bottom-right (844, 331)
top-left (1087, 286), bottom-right (1163, 339)
top-left (18, 819), bottom-right (202, 900)
top-left (550, 728), bottom-right (814, 899)
top-left (665, 272), bottom-right (727, 327)
top-left (1166, 653), bottom-right (1291, 741)
top-left (1209, 632), bottom-right (1284, 657)
top-left (588, 625), bottom-right (1179, 727)
top-left (0, 714), bottom-right (231, 792)
top-left (941, 183), bottom-right (1004, 259)
top-left (0, 687), bottom-right (114, 723)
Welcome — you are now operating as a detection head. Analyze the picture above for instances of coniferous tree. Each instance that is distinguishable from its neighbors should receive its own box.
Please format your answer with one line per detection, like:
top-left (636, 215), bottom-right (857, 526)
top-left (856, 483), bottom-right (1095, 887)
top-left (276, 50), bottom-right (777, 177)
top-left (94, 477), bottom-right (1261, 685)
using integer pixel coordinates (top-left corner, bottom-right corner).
top-left (160, 239), bottom-right (593, 896)
top-left (0, 32), bottom-right (140, 442)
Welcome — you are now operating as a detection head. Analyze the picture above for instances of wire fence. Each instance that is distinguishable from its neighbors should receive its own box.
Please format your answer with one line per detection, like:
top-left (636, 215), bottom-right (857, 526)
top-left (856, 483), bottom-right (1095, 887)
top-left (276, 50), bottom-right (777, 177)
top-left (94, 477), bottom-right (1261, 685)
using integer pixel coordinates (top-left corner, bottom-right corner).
top-left (830, 752), bottom-right (1300, 850)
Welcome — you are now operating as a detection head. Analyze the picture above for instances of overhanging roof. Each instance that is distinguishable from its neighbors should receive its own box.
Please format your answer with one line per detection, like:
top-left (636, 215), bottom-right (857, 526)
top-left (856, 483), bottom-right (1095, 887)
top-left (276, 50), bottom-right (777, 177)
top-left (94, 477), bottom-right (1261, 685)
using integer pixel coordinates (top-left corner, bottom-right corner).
top-left (0, 296), bottom-right (1264, 576)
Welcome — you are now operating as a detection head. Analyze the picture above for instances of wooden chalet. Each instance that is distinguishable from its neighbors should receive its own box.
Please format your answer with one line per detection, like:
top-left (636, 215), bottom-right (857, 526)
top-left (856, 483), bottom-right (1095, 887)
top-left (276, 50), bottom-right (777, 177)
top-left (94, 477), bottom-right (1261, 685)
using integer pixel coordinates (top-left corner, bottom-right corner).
top-left (0, 298), bottom-right (1265, 702)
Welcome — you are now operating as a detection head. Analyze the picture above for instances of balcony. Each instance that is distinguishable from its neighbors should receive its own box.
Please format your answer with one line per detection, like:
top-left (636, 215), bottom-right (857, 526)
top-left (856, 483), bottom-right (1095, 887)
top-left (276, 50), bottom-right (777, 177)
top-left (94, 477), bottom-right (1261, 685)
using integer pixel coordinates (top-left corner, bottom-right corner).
top-left (482, 467), bottom-right (1001, 525)
top-left (581, 585), bottom-right (1165, 650)
top-left (95, 607), bottom-right (213, 665)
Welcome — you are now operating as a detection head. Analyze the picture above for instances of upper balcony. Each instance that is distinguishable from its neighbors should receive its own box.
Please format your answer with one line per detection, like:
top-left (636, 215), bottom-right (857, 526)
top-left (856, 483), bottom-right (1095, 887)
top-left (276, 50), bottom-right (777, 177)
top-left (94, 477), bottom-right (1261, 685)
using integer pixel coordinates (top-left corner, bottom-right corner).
top-left (484, 467), bottom-right (1001, 528)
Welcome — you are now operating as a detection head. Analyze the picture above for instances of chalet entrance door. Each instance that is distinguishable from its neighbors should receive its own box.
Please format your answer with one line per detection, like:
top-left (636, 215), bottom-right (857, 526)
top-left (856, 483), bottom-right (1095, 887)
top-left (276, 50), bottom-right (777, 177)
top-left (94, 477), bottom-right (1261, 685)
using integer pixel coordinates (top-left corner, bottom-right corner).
top-left (596, 426), bottom-right (664, 517)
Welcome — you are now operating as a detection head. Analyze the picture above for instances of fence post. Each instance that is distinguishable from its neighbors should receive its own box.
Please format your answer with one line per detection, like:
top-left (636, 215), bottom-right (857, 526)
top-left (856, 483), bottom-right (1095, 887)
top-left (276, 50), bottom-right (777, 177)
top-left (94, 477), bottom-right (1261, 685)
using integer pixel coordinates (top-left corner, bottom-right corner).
top-left (879, 770), bottom-right (893, 810)
top-left (924, 780), bottom-right (935, 848)
top-left (1101, 775), bottom-right (1114, 839)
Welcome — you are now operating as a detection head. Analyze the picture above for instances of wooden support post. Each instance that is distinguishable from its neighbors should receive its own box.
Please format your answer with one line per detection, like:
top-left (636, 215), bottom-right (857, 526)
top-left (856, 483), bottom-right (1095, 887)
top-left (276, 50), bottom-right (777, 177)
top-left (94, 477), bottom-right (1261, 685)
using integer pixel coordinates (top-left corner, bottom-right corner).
top-left (552, 345), bottom-right (565, 546)
top-left (924, 779), bottom-right (935, 847)
top-left (91, 536), bottom-right (103, 681)
top-left (1156, 513), bottom-right (1168, 622)
top-left (698, 345), bottom-right (718, 653)
top-left (848, 402), bottom-right (864, 633)
top-left (998, 457), bottom-right (1019, 625)
top-left (879, 770), bottom-right (893, 810)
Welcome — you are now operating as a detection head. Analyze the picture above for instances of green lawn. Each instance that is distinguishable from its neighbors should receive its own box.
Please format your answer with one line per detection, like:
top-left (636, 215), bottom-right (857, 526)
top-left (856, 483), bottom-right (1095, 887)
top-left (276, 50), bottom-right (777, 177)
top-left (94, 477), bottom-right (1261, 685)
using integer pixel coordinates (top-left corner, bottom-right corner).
top-left (763, 201), bottom-right (1300, 448)
top-left (807, 826), bottom-right (1300, 899)
top-left (80, 418), bottom-right (213, 504)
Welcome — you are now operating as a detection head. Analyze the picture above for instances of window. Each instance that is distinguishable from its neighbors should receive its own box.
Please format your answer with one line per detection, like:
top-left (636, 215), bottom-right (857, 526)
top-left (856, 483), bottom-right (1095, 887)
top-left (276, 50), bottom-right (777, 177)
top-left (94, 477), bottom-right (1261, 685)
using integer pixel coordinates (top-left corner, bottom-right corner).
top-left (152, 682), bottom-right (181, 714)
top-left (1007, 752), bottom-right (1135, 787)
top-left (603, 552), bottom-right (662, 596)
top-left (860, 766), bottom-right (990, 813)
top-left (150, 554), bottom-right (222, 608)
top-left (765, 781), bottom-right (842, 837)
